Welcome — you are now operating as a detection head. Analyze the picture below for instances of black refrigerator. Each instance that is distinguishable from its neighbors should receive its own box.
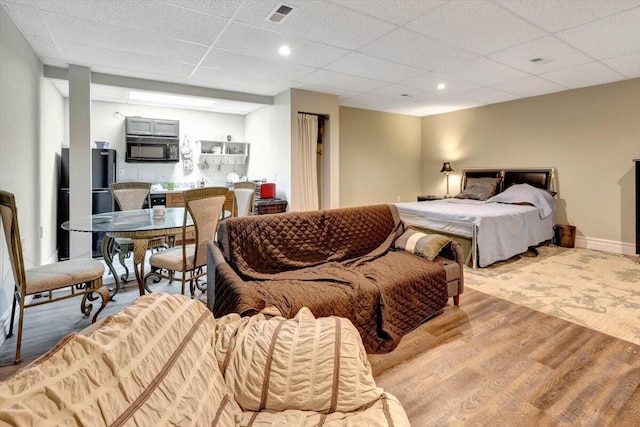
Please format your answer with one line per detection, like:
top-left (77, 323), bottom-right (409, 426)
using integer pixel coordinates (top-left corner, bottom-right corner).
top-left (58, 148), bottom-right (117, 260)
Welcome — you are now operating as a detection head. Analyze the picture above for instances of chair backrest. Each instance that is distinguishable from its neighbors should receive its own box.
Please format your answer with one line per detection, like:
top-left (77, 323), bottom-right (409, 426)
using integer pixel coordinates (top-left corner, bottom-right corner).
top-left (109, 182), bottom-right (151, 211)
top-left (183, 187), bottom-right (227, 268)
top-left (0, 190), bottom-right (27, 294)
top-left (233, 182), bottom-right (257, 217)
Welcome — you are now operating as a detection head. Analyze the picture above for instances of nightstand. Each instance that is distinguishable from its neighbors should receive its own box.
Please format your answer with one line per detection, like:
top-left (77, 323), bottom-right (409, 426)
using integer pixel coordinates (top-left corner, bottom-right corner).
top-left (417, 195), bottom-right (443, 202)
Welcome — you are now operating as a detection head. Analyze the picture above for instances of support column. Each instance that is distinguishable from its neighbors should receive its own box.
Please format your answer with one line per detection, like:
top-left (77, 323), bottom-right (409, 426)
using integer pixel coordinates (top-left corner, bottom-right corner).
top-left (68, 65), bottom-right (92, 258)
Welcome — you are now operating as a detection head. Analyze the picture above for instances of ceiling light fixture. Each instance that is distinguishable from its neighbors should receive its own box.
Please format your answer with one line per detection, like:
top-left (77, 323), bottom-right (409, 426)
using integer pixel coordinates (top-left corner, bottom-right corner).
top-left (278, 45), bottom-right (292, 56)
top-left (436, 83), bottom-right (446, 90)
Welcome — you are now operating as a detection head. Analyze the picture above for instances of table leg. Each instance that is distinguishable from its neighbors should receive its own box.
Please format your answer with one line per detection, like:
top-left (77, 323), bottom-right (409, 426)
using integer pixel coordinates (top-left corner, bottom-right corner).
top-left (101, 235), bottom-right (120, 299)
top-left (132, 238), bottom-right (150, 296)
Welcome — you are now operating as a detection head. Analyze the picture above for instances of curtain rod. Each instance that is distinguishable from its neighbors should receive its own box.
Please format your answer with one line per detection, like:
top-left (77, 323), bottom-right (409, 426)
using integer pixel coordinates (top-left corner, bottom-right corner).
top-left (299, 112), bottom-right (329, 120)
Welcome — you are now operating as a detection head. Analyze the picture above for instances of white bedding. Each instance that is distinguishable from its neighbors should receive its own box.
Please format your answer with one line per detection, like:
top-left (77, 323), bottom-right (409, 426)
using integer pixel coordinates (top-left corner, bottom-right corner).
top-left (395, 197), bottom-right (554, 267)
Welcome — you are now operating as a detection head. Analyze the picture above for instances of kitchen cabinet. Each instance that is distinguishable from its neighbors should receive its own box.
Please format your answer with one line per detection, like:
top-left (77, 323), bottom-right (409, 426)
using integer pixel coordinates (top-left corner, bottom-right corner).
top-left (126, 117), bottom-right (179, 137)
top-left (198, 140), bottom-right (250, 165)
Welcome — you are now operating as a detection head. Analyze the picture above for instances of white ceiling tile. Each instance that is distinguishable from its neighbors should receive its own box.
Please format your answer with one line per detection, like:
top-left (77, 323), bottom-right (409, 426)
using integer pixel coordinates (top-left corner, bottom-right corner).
top-left (603, 52), bottom-right (640, 78)
top-left (56, 41), bottom-right (195, 79)
top-left (190, 66), bottom-right (294, 96)
top-left (232, 0), bottom-right (395, 50)
top-left (457, 87), bottom-right (520, 104)
top-left (41, 12), bottom-right (208, 65)
top-left (387, 102), bottom-right (480, 117)
top-left (2, 1), bottom-right (49, 37)
top-left (324, 52), bottom-right (425, 83)
top-left (359, 28), bottom-right (477, 71)
top-left (492, 76), bottom-right (567, 97)
top-left (367, 83), bottom-right (459, 104)
top-left (200, 48), bottom-right (316, 81)
top-left (214, 22), bottom-right (349, 68)
top-left (24, 34), bottom-right (61, 60)
top-left (41, 56), bottom-right (69, 68)
top-left (407, 0), bottom-right (546, 55)
top-left (440, 57), bottom-right (529, 86)
top-left (400, 72), bottom-right (481, 94)
top-left (328, 0), bottom-right (445, 25)
top-left (291, 83), bottom-right (360, 100)
top-left (495, 0), bottom-right (640, 32)
top-left (162, 0), bottom-right (244, 18)
top-left (556, 7), bottom-right (640, 60)
top-left (340, 93), bottom-right (416, 109)
top-left (299, 69), bottom-right (387, 93)
top-left (33, 0), bottom-right (227, 44)
top-left (488, 36), bottom-right (593, 74)
top-left (540, 62), bottom-right (625, 88)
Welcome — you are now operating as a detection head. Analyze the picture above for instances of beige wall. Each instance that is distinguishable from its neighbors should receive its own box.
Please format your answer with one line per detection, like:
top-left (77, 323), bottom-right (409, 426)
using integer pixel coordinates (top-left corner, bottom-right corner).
top-left (0, 7), bottom-right (65, 339)
top-left (290, 89), bottom-right (340, 210)
top-left (421, 79), bottom-right (640, 251)
top-left (339, 107), bottom-right (422, 208)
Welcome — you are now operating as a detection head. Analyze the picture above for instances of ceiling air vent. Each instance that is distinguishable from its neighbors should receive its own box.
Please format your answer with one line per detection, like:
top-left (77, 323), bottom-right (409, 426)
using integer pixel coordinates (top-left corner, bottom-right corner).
top-left (266, 4), bottom-right (294, 24)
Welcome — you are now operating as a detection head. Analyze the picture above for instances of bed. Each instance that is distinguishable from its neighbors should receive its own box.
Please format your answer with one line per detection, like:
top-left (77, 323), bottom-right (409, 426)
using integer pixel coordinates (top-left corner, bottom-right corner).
top-left (395, 168), bottom-right (557, 268)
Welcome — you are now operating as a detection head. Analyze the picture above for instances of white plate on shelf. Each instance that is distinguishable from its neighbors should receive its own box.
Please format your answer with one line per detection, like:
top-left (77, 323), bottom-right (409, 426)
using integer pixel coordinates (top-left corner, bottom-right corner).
top-left (226, 172), bottom-right (240, 183)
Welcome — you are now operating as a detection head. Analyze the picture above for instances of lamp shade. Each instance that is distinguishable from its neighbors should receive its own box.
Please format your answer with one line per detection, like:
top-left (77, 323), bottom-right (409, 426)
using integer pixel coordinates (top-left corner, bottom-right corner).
top-left (440, 162), bottom-right (454, 173)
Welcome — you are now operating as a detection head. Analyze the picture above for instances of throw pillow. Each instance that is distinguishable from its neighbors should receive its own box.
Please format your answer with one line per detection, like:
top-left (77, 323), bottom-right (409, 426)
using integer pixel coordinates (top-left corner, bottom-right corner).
top-left (220, 307), bottom-right (382, 413)
top-left (394, 228), bottom-right (451, 261)
top-left (455, 176), bottom-right (501, 200)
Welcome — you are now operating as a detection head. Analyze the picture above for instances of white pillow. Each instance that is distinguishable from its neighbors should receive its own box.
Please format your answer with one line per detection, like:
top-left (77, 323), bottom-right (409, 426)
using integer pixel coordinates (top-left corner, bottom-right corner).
top-left (220, 307), bottom-right (382, 413)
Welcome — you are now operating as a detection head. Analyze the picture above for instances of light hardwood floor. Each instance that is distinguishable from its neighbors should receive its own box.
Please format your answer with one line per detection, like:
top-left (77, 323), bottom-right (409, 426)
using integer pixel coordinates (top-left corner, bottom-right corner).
top-left (1, 283), bottom-right (638, 425)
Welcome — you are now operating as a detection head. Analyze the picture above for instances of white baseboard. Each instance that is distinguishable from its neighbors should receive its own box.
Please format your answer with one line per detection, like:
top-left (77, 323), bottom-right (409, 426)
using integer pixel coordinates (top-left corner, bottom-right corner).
top-left (575, 236), bottom-right (637, 256)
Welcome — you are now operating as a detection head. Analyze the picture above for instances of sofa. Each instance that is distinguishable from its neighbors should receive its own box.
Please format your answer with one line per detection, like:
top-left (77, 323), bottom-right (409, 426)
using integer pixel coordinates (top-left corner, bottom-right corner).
top-left (0, 293), bottom-right (410, 426)
top-left (207, 204), bottom-right (464, 353)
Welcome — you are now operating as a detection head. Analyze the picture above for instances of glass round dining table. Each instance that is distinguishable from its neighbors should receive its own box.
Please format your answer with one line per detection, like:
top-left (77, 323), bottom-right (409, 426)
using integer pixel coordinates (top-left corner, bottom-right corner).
top-left (62, 208), bottom-right (193, 298)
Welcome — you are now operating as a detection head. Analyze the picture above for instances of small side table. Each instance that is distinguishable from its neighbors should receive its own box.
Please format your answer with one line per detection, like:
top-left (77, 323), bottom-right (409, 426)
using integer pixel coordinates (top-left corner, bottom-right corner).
top-left (417, 195), bottom-right (444, 202)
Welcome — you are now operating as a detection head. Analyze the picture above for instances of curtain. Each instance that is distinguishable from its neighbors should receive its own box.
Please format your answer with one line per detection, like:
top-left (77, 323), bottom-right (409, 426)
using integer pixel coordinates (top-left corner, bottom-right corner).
top-left (297, 113), bottom-right (319, 211)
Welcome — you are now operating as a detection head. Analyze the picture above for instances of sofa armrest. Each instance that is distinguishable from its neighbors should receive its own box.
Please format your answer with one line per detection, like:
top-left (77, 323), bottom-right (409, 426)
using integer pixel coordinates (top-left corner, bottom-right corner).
top-left (434, 240), bottom-right (464, 306)
top-left (206, 240), bottom-right (263, 317)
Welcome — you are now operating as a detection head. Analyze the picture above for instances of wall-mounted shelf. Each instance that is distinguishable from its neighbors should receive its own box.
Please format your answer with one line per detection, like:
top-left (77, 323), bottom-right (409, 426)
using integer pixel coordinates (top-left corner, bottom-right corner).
top-left (198, 140), bottom-right (250, 165)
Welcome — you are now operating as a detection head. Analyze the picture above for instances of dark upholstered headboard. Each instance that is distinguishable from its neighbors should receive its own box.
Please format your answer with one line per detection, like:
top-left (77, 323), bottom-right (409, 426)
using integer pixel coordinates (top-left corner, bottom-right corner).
top-left (461, 168), bottom-right (556, 194)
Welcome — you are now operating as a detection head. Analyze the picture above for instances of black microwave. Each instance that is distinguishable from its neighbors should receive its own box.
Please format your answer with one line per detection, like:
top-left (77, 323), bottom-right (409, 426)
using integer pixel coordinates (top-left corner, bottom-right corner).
top-left (125, 136), bottom-right (179, 163)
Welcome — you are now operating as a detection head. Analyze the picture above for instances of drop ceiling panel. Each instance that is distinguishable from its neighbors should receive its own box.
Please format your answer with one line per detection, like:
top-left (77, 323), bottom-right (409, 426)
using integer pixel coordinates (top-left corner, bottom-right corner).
top-left (556, 7), bottom-right (640, 60)
top-left (233, 0), bottom-right (395, 50)
top-left (291, 83), bottom-right (360, 100)
top-left (214, 22), bottom-right (349, 68)
top-left (603, 52), bottom-right (640, 78)
top-left (328, 0), bottom-right (445, 25)
top-left (24, 34), bottom-right (61, 60)
top-left (488, 36), bottom-right (594, 74)
top-left (340, 93), bottom-right (417, 109)
top-left (440, 57), bottom-right (529, 86)
top-left (540, 62), bottom-right (625, 89)
top-left (399, 72), bottom-right (481, 94)
top-left (406, 0), bottom-right (545, 55)
top-left (190, 66), bottom-right (293, 96)
top-left (359, 28), bottom-right (477, 71)
top-left (200, 48), bottom-right (315, 81)
top-left (299, 69), bottom-right (388, 93)
top-left (40, 12), bottom-right (209, 65)
top-left (457, 87), bottom-right (520, 104)
top-left (33, 0), bottom-right (227, 45)
top-left (492, 76), bottom-right (567, 97)
top-left (57, 41), bottom-right (195, 79)
top-left (324, 52), bottom-right (426, 83)
top-left (2, 1), bottom-right (49, 37)
top-left (162, 0), bottom-right (245, 18)
top-left (495, 0), bottom-right (640, 32)
top-left (367, 83), bottom-right (461, 104)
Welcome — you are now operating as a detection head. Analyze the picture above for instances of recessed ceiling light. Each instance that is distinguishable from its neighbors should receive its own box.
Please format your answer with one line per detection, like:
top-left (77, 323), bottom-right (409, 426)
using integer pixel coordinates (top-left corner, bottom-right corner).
top-left (436, 83), bottom-right (446, 90)
top-left (278, 45), bottom-right (292, 56)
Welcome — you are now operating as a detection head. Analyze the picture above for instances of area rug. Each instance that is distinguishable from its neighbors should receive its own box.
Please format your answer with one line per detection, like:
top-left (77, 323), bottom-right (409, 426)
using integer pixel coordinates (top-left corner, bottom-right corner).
top-left (464, 246), bottom-right (640, 345)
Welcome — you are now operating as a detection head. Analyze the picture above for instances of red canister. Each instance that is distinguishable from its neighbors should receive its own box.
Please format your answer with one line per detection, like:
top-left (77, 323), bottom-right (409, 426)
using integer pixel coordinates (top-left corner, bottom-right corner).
top-left (260, 183), bottom-right (276, 199)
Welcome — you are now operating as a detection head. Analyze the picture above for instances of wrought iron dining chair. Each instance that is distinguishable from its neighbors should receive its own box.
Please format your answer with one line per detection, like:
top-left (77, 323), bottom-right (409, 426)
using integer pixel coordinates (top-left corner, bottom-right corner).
top-left (0, 190), bottom-right (109, 364)
top-left (144, 187), bottom-right (227, 297)
top-left (232, 182), bottom-right (257, 217)
top-left (108, 182), bottom-right (166, 284)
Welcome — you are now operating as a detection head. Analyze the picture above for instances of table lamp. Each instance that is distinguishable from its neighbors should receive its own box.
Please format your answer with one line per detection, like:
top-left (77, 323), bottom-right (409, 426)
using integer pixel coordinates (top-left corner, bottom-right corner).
top-left (440, 162), bottom-right (454, 198)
